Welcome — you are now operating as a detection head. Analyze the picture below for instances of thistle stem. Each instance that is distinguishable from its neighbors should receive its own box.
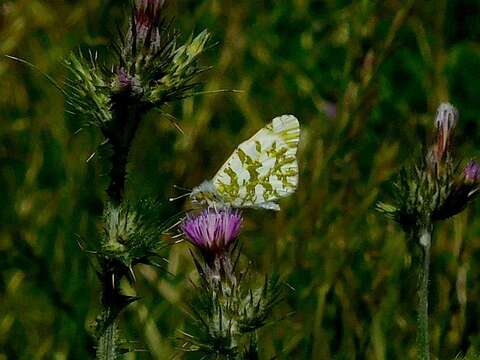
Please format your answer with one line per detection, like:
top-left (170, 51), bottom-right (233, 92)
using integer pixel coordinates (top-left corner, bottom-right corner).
top-left (417, 227), bottom-right (431, 360)
top-left (95, 94), bottom-right (146, 358)
top-left (97, 309), bottom-right (119, 360)
top-left (96, 267), bottom-right (123, 360)
top-left (103, 101), bottom-right (144, 205)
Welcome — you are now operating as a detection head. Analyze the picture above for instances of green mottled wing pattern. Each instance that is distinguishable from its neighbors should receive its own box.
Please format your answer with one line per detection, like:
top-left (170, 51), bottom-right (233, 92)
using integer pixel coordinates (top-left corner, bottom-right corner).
top-left (211, 115), bottom-right (300, 210)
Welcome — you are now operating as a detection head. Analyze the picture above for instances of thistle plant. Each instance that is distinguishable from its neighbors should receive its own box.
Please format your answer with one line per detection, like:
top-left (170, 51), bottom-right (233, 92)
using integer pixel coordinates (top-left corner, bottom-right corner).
top-left (66, 1), bottom-right (209, 204)
top-left (179, 208), bottom-right (283, 359)
top-left (378, 103), bottom-right (480, 359)
top-left (64, 1), bottom-right (210, 358)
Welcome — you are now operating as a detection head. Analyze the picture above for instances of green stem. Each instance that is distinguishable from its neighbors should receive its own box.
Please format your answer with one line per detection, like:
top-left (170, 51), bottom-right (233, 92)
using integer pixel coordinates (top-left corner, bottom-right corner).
top-left (96, 268), bottom-right (122, 360)
top-left (97, 309), bottom-right (119, 360)
top-left (417, 227), bottom-right (431, 360)
top-left (246, 332), bottom-right (259, 360)
top-left (103, 101), bottom-right (145, 205)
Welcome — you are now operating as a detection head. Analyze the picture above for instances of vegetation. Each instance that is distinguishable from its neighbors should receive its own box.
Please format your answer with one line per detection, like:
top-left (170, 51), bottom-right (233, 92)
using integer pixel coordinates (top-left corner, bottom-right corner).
top-left (2, 0), bottom-right (480, 358)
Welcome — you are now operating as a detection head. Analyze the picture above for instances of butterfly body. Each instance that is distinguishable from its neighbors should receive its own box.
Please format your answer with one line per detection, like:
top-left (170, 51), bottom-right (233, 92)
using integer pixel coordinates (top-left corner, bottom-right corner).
top-left (190, 115), bottom-right (300, 211)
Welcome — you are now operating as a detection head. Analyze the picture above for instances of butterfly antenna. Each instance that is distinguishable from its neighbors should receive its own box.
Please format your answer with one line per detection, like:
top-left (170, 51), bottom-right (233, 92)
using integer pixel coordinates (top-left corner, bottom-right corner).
top-left (168, 193), bottom-right (190, 202)
top-left (169, 184), bottom-right (193, 202)
top-left (173, 184), bottom-right (192, 192)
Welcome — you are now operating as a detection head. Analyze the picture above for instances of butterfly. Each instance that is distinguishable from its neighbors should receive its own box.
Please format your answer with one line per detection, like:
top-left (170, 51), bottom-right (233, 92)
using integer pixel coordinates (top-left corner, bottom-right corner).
top-left (190, 115), bottom-right (300, 211)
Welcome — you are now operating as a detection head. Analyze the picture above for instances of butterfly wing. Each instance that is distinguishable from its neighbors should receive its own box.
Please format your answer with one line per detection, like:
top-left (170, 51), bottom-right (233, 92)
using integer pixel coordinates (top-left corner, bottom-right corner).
top-left (211, 115), bottom-right (300, 210)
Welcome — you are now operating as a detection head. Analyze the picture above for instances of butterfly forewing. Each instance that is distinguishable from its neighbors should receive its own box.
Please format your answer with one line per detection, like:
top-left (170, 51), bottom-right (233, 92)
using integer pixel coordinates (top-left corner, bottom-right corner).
top-left (211, 115), bottom-right (300, 209)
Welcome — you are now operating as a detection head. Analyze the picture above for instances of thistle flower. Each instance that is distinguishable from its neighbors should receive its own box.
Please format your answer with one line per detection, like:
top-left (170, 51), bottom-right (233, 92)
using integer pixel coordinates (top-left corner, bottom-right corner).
top-left (180, 208), bottom-right (283, 358)
top-left (131, 0), bottom-right (166, 53)
top-left (464, 160), bottom-right (480, 183)
top-left (378, 103), bottom-right (476, 228)
top-left (433, 102), bottom-right (458, 163)
top-left (101, 201), bottom-right (166, 269)
top-left (135, 0), bottom-right (165, 26)
top-left (181, 208), bottom-right (242, 257)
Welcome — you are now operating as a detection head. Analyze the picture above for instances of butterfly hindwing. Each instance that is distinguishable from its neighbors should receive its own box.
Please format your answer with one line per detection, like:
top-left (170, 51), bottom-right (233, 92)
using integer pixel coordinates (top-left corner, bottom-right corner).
top-left (211, 115), bottom-right (300, 210)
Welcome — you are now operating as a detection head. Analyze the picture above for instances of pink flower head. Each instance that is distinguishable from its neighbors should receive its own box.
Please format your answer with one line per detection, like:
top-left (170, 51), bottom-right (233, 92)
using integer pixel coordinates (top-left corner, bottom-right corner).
top-left (181, 208), bottom-right (242, 255)
top-left (464, 160), bottom-right (480, 183)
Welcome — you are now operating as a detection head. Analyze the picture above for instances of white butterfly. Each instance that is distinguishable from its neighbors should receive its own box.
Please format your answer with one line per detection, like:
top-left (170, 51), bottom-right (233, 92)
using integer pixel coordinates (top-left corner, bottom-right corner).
top-left (190, 115), bottom-right (300, 211)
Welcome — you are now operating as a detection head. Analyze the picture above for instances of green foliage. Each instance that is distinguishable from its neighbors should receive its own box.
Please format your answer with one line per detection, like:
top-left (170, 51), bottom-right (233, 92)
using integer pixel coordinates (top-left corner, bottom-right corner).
top-left (4, 0), bottom-right (480, 359)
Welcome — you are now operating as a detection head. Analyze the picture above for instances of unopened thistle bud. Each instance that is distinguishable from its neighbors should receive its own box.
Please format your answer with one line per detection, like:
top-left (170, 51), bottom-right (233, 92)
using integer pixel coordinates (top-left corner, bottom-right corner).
top-left (181, 208), bottom-right (242, 261)
top-left (136, 0), bottom-right (165, 20)
top-left (133, 0), bottom-right (166, 50)
top-left (433, 102), bottom-right (458, 162)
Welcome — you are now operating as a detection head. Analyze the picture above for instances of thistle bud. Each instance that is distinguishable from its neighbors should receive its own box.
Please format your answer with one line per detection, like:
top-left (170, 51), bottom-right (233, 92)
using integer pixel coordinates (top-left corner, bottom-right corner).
top-left (432, 161), bottom-right (480, 221)
top-left (122, 0), bottom-right (167, 59)
top-left (134, 0), bottom-right (165, 27)
top-left (434, 102), bottom-right (458, 161)
top-left (464, 160), bottom-right (480, 183)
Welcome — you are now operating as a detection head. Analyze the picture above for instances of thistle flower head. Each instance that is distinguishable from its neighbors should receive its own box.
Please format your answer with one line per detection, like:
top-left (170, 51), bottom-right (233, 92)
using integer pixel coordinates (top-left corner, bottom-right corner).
top-left (99, 201), bottom-right (166, 270)
top-left (379, 103), bottom-right (480, 227)
top-left (433, 102), bottom-right (458, 162)
top-left (132, 0), bottom-right (166, 50)
top-left (464, 160), bottom-right (480, 183)
top-left (111, 0), bottom-right (210, 108)
top-left (135, 0), bottom-right (165, 22)
top-left (435, 102), bottom-right (458, 131)
top-left (181, 208), bottom-right (242, 255)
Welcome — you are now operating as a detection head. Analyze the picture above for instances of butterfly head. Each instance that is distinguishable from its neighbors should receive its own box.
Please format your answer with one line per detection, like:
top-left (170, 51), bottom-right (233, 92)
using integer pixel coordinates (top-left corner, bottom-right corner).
top-left (190, 180), bottom-right (222, 207)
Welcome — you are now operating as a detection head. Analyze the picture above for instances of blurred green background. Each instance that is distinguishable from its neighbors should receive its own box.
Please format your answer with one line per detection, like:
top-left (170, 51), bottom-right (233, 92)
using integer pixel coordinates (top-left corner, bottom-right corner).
top-left (3, 0), bottom-right (480, 358)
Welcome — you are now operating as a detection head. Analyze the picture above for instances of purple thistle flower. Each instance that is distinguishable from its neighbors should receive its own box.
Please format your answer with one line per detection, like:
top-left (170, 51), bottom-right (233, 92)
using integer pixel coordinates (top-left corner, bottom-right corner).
top-left (464, 160), bottom-right (480, 183)
top-left (181, 208), bottom-right (242, 255)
